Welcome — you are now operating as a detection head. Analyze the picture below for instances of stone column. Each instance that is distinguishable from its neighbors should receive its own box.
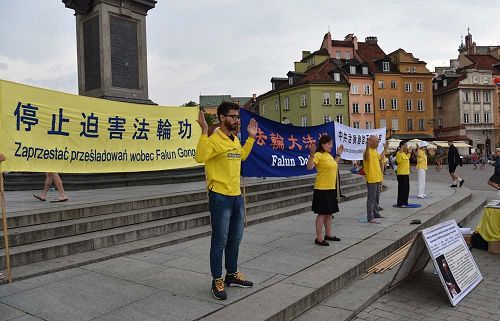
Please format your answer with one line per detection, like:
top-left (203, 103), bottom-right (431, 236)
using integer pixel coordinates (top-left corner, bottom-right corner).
top-left (63, 0), bottom-right (156, 105)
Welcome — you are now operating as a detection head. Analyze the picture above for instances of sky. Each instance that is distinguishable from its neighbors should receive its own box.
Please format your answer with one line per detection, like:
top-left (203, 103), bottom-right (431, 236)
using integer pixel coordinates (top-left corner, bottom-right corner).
top-left (0, 0), bottom-right (499, 106)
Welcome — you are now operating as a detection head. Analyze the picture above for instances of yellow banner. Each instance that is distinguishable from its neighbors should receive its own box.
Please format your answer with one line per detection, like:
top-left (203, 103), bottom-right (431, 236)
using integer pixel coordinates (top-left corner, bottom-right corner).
top-left (0, 80), bottom-right (201, 173)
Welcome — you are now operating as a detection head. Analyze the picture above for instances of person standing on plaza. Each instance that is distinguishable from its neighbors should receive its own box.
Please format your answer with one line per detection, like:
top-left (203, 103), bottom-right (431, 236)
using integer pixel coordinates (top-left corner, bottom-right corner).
top-left (447, 141), bottom-right (464, 187)
top-left (416, 142), bottom-right (428, 198)
top-left (195, 101), bottom-right (258, 301)
top-left (307, 135), bottom-right (344, 246)
top-left (363, 135), bottom-right (389, 223)
top-left (33, 173), bottom-right (68, 202)
top-left (487, 148), bottom-right (500, 195)
top-left (396, 140), bottom-right (411, 207)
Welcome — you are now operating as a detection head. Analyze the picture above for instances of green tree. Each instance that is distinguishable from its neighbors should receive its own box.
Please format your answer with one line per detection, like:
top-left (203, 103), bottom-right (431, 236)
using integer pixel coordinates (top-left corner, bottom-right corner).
top-left (181, 101), bottom-right (198, 107)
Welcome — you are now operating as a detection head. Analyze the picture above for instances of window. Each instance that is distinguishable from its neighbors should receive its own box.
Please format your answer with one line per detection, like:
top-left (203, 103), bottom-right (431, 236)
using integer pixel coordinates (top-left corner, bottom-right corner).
top-left (336, 51), bottom-right (341, 59)
top-left (438, 118), bottom-right (443, 127)
top-left (272, 83), bottom-right (276, 90)
top-left (301, 115), bottom-right (307, 127)
top-left (436, 97), bottom-right (442, 107)
top-left (261, 103), bottom-right (265, 115)
top-left (301, 93), bottom-right (307, 107)
top-left (410, 67), bottom-right (417, 73)
top-left (362, 67), bottom-right (368, 75)
top-left (464, 91), bottom-right (470, 102)
top-left (365, 121), bottom-right (373, 129)
top-left (484, 112), bottom-right (491, 123)
top-left (345, 51), bottom-right (351, 59)
top-left (351, 84), bottom-right (359, 94)
top-left (383, 61), bottom-right (390, 71)
top-left (390, 80), bottom-right (397, 89)
top-left (308, 57), bottom-right (315, 67)
top-left (417, 82), bottom-right (423, 92)
top-left (336, 114), bottom-right (343, 124)
top-left (392, 118), bottom-right (399, 130)
top-left (284, 96), bottom-right (290, 110)
top-left (417, 100), bottom-right (424, 111)
top-left (378, 80), bottom-right (385, 89)
top-left (350, 66), bottom-right (356, 75)
top-left (463, 113), bottom-right (469, 124)
top-left (380, 118), bottom-right (387, 128)
top-left (322, 92), bottom-right (331, 105)
top-left (473, 91), bottom-right (480, 103)
top-left (391, 98), bottom-right (398, 110)
top-left (407, 118), bottom-right (413, 131)
top-left (333, 73), bottom-right (340, 82)
top-left (364, 103), bottom-right (372, 113)
top-left (364, 85), bottom-right (371, 95)
top-left (474, 113), bottom-right (480, 123)
top-left (275, 101), bottom-right (279, 111)
top-left (352, 103), bottom-right (359, 114)
top-left (405, 82), bottom-right (412, 92)
top-left (353, 121), bottom-right (360, 129)
top-left (335, 92), bottom-right (343, 105)
top-left (418, 118), bottom-right (424, 131)
top-left (406, 99), bottom-right (413, 111)
top-left (323, 114), bottom-right (332, 123)
top-left (288, 77), bottom-right (293, 85)
top-left (484, 91), bottom-right (491, 103)
top-left (443, 79), bottom-right (448, 87)
top-left (379, 98), bottom-right (386, 110)
top-left (434, 82), bottom-right (438, 90)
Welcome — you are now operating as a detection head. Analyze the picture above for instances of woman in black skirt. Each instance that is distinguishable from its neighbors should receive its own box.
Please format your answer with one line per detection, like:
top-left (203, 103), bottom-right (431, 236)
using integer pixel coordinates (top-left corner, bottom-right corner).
top-left (307, 135), bottom-right (344, 246)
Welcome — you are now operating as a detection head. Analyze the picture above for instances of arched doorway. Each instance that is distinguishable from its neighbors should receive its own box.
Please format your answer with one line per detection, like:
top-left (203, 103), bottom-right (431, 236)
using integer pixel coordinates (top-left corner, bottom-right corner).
top-left (486, 139), bottom-right (491, 155)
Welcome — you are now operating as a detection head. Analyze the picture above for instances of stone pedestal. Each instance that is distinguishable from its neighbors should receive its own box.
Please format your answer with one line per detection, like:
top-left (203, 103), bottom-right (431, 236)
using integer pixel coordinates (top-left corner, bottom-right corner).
top-left (63, 0), bottom-right (157, 105)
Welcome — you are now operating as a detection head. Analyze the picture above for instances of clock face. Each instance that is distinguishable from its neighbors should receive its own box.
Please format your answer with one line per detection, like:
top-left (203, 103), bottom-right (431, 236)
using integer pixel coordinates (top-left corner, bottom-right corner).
top-left (472, 76), bottom-right (478, 83)
top-left (483, 76), bottom-right (490, 84)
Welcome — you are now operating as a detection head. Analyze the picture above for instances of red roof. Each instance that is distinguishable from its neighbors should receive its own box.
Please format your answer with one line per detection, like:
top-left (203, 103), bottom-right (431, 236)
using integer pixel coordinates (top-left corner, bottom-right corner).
top-left (434, 73), bottom-right (466, 94)
top-left (332, 40), bottom-right (353, 48)
top-left (462, 54), bottom-right (500, 71)
top-left (299, 59), bottom-right (338, 83)
top-left (356, 42), bottom-right (387, 71)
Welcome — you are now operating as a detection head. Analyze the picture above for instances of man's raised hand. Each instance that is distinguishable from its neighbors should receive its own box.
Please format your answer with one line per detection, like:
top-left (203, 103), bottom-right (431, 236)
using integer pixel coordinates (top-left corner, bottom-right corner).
top-left (197, 110), bottom-right (208, 134)
top-left (247, 118), bottom-right (258, 138)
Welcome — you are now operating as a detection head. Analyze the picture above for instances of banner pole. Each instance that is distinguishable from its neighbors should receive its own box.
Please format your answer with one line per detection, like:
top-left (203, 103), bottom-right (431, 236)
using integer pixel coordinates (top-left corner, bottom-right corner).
top-left (242, 177), bottom-right (248, 228)
top-left (0, 170), bottom-right (13, 283)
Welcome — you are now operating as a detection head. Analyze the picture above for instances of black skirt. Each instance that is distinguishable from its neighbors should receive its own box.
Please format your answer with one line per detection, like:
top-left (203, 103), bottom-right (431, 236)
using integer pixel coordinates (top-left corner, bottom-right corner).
top-left (312, 189), bottom-right (339, 215)
top-left (489, 174), bottom-right (500, 184)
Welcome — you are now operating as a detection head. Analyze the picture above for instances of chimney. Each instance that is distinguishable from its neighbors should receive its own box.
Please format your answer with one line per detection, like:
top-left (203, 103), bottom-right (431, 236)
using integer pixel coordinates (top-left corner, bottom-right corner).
top-left (302, 51), bottom-right (311, 59)
top-left (345, 33), bottom-right (358, 51)
top-left (365, 36), bottom-right (378, 44)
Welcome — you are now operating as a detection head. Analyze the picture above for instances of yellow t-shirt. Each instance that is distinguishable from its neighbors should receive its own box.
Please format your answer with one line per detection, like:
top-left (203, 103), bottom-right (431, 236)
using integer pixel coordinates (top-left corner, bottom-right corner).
top-left (396, 151), bottom-right (411, 175)
top-left (364, 148), bottom-right (383, 183)
top-left (313, 152), bottom-right (337, 190)
top-left (416, 149), bottom-right (427, 170)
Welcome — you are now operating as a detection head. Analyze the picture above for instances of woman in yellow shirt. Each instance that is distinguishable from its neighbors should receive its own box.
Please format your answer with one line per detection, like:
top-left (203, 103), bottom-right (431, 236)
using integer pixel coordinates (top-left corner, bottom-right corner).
top-left (396, 140), bottom-right (411, 207)
top-left (307, 135), bottom-right (344, 246)
top-left (415, 142), bottom-right (428, 198)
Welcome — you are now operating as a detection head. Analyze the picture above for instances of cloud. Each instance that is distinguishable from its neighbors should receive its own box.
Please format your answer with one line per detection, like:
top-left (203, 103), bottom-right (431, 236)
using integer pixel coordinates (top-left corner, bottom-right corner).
top-left (0, 62), bottom-right (7, 70)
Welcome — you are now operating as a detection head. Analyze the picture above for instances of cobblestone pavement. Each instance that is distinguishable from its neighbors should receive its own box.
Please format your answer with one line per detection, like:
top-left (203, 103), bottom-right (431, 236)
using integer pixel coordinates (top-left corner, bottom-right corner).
top-left (352, 249), bottom-right (500, 321)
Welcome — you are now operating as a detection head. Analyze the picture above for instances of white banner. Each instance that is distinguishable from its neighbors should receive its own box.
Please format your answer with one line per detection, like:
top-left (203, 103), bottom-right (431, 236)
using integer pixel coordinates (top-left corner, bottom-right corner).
top-left (334, 122), bottom-right (386, 160)
top-left (421, 220), bottom-right (483, 306)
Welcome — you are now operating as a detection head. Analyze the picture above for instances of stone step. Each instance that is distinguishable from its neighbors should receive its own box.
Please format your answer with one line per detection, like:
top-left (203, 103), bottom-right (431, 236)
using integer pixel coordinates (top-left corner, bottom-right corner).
top-left (292, 192), bottom-right (487, 321)
top-left (5, 174), bottom-right (360, 229)
top-left (0, 189), bottom-right (370, 280)
top-left (0, 188), bottom-right (369, 268)
top-left (197, 188), bottom-right (477, 321)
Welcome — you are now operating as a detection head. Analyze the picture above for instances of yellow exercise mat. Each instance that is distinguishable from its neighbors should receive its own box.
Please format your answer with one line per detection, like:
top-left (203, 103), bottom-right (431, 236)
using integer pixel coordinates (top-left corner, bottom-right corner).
top-left (476, 207), bottom-right (500, 242)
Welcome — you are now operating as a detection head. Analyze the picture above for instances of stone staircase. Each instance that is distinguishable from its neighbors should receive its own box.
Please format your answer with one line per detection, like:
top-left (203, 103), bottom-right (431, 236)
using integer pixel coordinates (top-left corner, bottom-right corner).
top-left (0, 173), bottom-right (367, 279)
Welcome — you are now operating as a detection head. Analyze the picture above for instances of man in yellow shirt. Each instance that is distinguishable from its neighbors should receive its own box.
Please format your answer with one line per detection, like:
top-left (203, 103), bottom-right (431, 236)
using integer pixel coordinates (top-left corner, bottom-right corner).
top-left (195, 102), bottom-right (258, 300)
top-left (363, 135), bottom-right (389, 224)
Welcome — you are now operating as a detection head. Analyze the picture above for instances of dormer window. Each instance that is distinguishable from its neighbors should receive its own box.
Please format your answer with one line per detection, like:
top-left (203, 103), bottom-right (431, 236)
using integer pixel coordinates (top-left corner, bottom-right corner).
top-left (350, 66), bottom-right (356, 75)
top-left (434, 82), bottom-right (438, 90)
top-left (443, 79), bottom-right (448, 87)
top-left (288, 77), bottom-right (293, 85)
top-left (334, 73), bottom-right (340, 82)
top-left (272, 83), bottom-right (276, 90)
top-left (382, 62), bottom-right (390, 72)
top-left (362, 67), bottom-right (368, 75)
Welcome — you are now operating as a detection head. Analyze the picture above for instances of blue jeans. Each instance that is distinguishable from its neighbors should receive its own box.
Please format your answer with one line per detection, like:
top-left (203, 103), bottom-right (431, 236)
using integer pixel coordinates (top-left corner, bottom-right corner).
top-left (208, 191), bottom-right (245, 278)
